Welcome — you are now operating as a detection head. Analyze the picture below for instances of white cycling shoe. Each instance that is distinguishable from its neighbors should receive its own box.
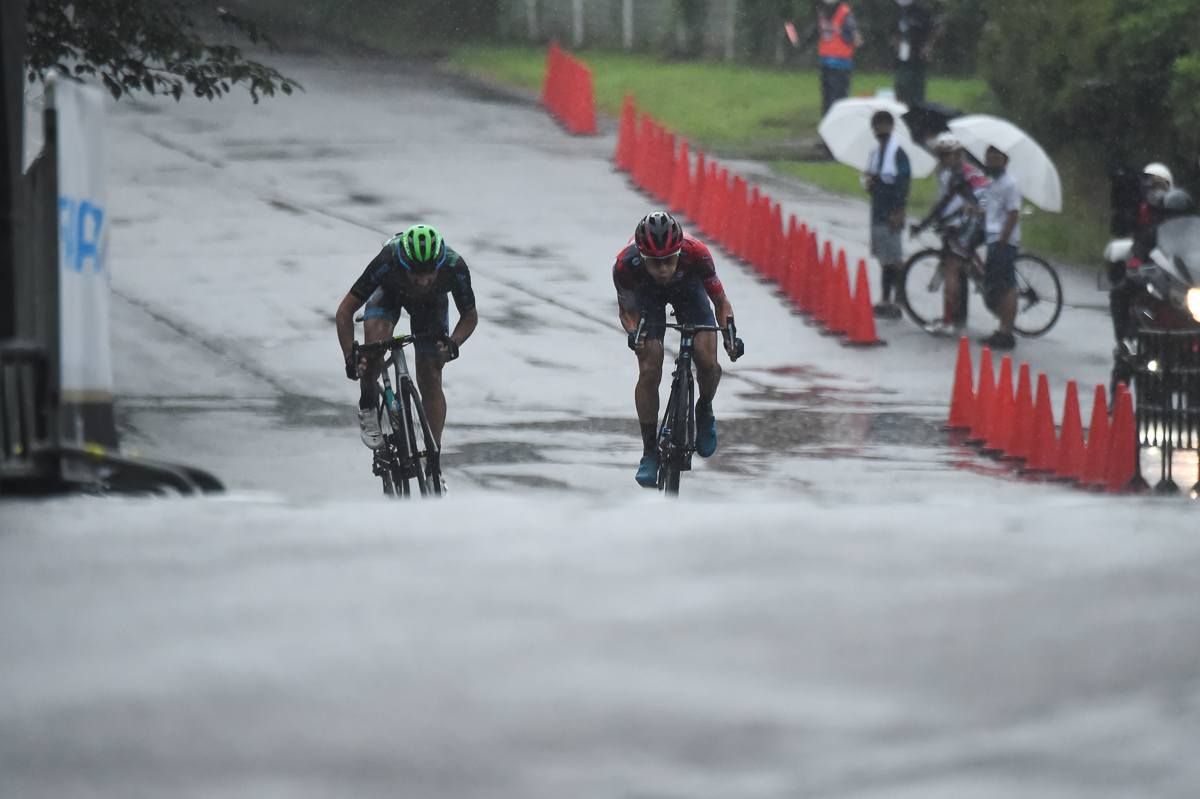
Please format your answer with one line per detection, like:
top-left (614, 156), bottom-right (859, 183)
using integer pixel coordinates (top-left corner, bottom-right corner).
top-left (358, 408), bottom-right (384, 450)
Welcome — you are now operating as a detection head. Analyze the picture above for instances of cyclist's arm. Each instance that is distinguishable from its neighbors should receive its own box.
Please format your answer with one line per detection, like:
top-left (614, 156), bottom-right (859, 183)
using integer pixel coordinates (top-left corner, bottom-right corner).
top-left (449, 307), bottom-right (478, 348)
top-left (710, 290), bottom-right (734, 332)
top-left (618, 302), bottom-right (641, 334)
top-left (446, 254), bottom-right (479, 350)
top-left (336, 291), bottom-right (367, 361)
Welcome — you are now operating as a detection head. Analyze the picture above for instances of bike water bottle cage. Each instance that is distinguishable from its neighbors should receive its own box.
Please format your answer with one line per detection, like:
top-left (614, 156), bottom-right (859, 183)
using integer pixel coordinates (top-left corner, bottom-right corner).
top-left (634, 211), bottom-right (684, 258)
top-left (392, 224), bottom-right (447, 273)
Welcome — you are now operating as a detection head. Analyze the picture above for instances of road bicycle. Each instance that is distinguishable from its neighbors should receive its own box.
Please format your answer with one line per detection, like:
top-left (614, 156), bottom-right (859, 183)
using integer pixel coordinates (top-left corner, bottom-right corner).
top-left (357, 334), bottom-right (442, 498)
top-left (899, 228), bottom-right (1063, 337)
top-left (636, 314), bottom-right (743, 495)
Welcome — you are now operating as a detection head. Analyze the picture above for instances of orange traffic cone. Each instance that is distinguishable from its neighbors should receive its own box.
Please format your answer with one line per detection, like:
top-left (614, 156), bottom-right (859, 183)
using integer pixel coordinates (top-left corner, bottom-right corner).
top-left (1080, 384), bottom-right (1110, 488)
top-left (801, 232), bottom-right (819, 314)
top-left (615, 94), bottom-right (636, 171)
top-left (1023, 373), bottom-right (1058, 473)
top-left (813, 242), bottom-right (834, 326)
top-left (845, 259), bottom-right (886, 347)
top-left (945, 336), bottom-right (974, 429)
top-left (1105, 384), bottom-right (1143, 493)
top-left (655, 132), bottom-right (675, 203)
top-left (1055, 380), bottom-right (1087, 483)
top-left (767, 204), bottom-right (785, 282)
top-left (787, 224), bottom-right (809, 305)
top-left (983, 356), bottom-right (1014, 454)
top-left (668, 139), bottom-right (690, 214)
top-left (967, 347), bottom-right (995, 444)
top-left (1004, 363), bottom-right (1034, 461)
top-left (825, 259), bottom-right (853, 336)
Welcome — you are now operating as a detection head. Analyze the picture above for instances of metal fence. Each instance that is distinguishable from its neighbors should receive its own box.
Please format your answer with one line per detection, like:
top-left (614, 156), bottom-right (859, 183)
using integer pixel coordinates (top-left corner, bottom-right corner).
top-left (499, 0), bottom-right (742, 60)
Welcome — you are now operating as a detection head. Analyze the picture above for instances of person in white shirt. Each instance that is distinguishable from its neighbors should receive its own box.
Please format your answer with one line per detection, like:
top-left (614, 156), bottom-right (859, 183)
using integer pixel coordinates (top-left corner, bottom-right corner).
top-left (980, 146), bottom-right (1021, 350)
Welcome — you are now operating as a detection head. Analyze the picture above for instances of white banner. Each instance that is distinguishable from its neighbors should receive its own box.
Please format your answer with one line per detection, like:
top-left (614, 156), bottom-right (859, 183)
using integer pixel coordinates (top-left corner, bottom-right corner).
top-left (54, 80), bottom-right (113, 407)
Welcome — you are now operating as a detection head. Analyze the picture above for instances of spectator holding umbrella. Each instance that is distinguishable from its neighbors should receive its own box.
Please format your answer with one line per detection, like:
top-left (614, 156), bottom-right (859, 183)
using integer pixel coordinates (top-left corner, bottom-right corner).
top-left (891, 0), bottom-right (942, 106)
top-left (979, 145), bottom-right (1022, 350)
top-left (863, 110), bottom-right (911, 318)
top-left (790, 0), bottom-right (864, 116)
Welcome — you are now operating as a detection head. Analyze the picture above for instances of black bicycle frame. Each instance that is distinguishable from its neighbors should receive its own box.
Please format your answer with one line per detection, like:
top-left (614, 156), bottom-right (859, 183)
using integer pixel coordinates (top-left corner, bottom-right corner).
top-left (636, 315), bottom-right (738, 495)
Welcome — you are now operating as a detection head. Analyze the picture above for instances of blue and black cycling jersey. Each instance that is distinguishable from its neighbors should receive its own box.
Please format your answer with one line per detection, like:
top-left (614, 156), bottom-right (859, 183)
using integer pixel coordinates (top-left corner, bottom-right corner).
top-left (350, 242), bottom-right (476, 315)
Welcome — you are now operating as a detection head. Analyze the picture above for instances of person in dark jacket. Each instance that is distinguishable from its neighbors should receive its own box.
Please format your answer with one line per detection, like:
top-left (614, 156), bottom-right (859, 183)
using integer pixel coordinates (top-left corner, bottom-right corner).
top-left (891, 0), bottom-right (942, 106)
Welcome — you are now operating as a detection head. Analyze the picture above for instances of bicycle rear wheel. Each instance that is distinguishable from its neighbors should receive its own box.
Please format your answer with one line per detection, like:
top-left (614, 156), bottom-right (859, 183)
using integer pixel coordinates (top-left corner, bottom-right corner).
top-left (402, 379), bottom-right (442, 497)
top-left (899, 249), bottom-right (945, 328)
top-left (1012, 254), bottom-right (1063, 337)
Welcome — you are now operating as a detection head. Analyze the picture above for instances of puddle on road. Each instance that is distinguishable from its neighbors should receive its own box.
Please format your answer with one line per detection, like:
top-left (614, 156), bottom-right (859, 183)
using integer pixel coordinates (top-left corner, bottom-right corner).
top-left (114, 365), bottom-right (952, 488)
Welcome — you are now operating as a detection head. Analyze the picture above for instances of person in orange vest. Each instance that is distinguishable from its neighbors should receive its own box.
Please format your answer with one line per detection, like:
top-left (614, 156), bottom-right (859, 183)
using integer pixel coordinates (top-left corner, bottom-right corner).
top-left (791, 0), bottom-right (864, 115)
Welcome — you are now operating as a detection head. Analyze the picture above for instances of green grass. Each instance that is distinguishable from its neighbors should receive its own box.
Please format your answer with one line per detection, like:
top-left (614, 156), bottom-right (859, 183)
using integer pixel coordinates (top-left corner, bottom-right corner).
top-left (450, 45), bottom-right (1105, 266)
top-left (450, 45), bottom-right (991, 145)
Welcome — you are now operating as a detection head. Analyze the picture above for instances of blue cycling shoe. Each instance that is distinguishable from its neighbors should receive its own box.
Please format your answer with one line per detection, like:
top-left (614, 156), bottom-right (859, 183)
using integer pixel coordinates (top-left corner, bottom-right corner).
top-left (635, 452), bottom-right (660, 487)
top-left (696, 402), bottom-right (717, 458)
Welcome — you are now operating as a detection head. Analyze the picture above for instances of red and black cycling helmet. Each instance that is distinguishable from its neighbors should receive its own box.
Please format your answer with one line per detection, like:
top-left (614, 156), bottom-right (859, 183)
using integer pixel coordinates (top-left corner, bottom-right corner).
top-left (634, 211), bottom-right (684, 258)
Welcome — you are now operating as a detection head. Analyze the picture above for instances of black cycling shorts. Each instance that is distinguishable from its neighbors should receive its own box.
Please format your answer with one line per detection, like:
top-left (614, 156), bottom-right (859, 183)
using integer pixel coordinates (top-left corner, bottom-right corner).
top-left (363, 287), bottom-right (448, 358)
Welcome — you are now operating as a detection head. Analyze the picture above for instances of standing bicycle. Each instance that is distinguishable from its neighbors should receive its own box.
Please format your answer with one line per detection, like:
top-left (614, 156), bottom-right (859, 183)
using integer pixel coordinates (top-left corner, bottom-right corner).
top-left (639, 315), bottom-right (743, 494)
top-left (900, 224), bottom-right (1062, 339)
top-left (902, 146), bottom-right (1062, 342)
top-left (613, 211), bottom-right (744, 488)
top-left (335, 224), bottom-right (478, 492)
top-left (907, 132), bottom-right (988, 336)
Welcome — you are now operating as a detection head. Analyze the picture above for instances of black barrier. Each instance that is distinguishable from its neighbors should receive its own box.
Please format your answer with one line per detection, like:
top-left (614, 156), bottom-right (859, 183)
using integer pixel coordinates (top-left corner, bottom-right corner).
top-left (0, 340), bottom-right (52, 481)
top-left (1132, 329), bottom-right (1200, 492)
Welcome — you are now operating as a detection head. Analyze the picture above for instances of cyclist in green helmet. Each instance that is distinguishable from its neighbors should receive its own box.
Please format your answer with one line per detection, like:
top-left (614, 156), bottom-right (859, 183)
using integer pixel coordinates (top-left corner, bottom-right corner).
top-left (336, 224), bottom-right (478, 450)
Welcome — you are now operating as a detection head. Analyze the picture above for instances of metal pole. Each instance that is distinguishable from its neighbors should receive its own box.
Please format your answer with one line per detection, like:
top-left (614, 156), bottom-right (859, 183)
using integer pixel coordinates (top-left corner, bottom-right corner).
top-left (623, 0), bottom-right (634, 50)
top-left (725, 0), bottom-right (739, 62)
top-left (526, 0), bottom-right (538, 40)
top-left (0, 0), bottom-right (26, 340)
top-left (572, 0), bottom-right (584, 48)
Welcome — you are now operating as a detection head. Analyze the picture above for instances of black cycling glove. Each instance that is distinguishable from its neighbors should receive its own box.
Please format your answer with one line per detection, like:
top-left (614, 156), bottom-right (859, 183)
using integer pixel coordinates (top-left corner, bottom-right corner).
top-left (441, 336), bottom-right (460, 361)
top-left (345, 342), bottom-right (359, 381)
top-left (727, 337), bottom-right (745, 362)
top-left (627, 330), bottom-right (642, 351)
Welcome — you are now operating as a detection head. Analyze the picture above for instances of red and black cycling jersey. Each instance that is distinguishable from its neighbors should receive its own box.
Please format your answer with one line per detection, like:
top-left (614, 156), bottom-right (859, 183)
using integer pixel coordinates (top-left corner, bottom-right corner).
top-left (612, 232), bottom-right (724, 312)
top-left (350, 242), bottom-right (476, 314)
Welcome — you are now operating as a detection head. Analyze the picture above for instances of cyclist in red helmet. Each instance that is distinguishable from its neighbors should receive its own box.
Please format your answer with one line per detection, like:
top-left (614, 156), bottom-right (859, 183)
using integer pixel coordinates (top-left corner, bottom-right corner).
top-left (613, 211), bottom-right (740, 487)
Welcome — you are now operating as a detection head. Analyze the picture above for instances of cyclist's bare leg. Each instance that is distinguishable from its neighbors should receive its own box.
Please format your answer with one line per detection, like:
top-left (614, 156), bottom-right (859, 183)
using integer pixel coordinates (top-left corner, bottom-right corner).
top-left (359, 317), bottom-right (396, 408)
top-left (634, 339), bottom-right (665, 427)
top-left (415, 355), bottom-right (447, 447)
top-left (693, 331), bottom-right (722, 405)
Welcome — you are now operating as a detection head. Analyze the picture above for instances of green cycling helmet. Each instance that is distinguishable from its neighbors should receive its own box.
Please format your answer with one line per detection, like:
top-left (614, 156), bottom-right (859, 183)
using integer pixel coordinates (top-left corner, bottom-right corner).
top-left (393, 224), bottom-right (447, 273)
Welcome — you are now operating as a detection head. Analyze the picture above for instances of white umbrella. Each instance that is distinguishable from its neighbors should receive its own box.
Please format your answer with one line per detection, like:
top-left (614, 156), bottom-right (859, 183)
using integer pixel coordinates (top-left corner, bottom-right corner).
top-left (947, 114), bottom-right (1062, 212)
top-left (817, 96), bottom-right (938, 179)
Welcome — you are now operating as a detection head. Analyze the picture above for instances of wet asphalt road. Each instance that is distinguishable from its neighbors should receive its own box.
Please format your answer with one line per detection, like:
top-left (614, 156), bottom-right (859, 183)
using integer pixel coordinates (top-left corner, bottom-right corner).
top-left (3, 46), bottom-right (1200, 798)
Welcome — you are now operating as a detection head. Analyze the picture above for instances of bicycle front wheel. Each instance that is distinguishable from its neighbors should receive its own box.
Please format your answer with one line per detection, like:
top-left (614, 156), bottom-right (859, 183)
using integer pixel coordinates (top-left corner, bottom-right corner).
top-left (1012, 254), bottom-right (1063, 337)
top-left (899, 249), bottom-right (946, 328)
top-left (402, 379), bottom-right (442, 497)
top-left (657, 374), bottom-right (689, 496)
